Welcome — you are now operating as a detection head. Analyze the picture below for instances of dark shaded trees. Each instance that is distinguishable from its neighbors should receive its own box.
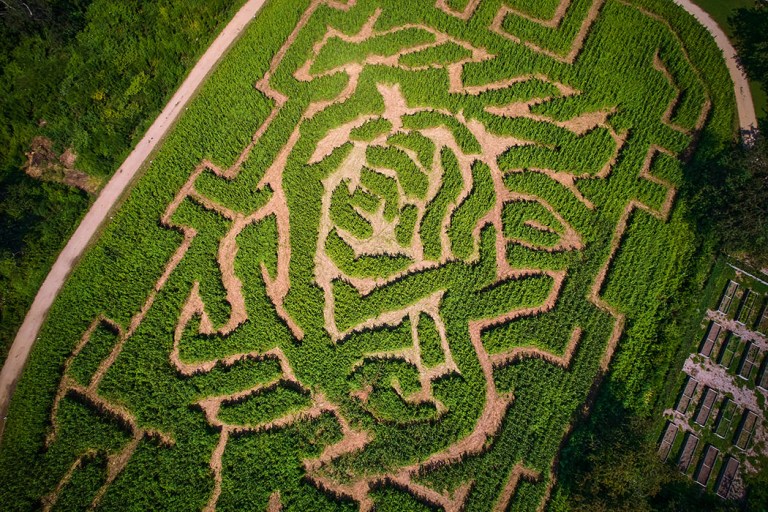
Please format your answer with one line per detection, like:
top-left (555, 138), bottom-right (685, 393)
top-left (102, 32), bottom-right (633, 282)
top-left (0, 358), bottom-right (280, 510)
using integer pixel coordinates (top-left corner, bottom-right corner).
top-left (730, 2), bottom-right (768, 113)
top-left (554, 386), bottom-right (739, 512)
top-left (684, 135), bottom-right (768, 267)
top-left (0, 0), bottom-right (243, 363)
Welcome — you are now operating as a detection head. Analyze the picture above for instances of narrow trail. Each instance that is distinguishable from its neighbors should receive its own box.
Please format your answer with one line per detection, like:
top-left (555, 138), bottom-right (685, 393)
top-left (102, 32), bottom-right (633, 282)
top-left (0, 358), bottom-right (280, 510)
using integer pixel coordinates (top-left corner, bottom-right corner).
top-left (0, 0), bottom-right (270, 442)
top-left (0, 0), bottom-right (759, 464)
top-left (672, 0), bottom-right (758, 138)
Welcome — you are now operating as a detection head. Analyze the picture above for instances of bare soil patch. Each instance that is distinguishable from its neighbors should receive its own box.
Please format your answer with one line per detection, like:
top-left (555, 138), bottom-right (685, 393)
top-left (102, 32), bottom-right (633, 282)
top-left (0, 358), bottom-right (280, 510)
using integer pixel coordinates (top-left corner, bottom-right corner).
top-left (24, 137), bottom-right (101, 194)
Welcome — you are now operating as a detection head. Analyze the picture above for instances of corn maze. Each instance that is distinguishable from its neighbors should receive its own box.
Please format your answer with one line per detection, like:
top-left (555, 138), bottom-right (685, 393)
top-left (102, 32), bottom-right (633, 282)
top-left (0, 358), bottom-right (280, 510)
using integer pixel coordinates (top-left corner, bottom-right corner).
top-left (0, 0), bottom-right (738, 510)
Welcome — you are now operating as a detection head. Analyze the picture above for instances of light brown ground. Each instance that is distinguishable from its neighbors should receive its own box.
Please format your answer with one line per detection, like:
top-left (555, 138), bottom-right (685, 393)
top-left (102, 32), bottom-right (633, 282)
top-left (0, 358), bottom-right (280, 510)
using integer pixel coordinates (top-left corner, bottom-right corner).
top-left (489, 0), bottom-right (606, 64)
top-left (24, 136), bottom-right (101, 194)
top-left (267, 491), bottom-right (282, 512)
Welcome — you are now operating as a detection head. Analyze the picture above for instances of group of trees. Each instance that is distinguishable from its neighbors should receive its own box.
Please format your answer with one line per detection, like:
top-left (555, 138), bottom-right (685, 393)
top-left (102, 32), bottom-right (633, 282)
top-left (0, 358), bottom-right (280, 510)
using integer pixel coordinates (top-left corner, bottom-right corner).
top-left (705, 1), bottom-right (768, 266)
top-left (0, 0), bottom-right (93, 363)
top-left (0, 0), bottom-right (242, 362)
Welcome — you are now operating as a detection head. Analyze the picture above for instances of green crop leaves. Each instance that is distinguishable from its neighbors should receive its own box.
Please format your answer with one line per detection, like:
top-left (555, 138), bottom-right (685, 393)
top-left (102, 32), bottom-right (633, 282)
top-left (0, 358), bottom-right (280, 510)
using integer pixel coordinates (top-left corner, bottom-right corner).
top-left (449, 161), bottom-right (494, 260)
top-left (0, 0), bottom-right (738, 510)
top-left (366, 145), bottom-right (429, 199)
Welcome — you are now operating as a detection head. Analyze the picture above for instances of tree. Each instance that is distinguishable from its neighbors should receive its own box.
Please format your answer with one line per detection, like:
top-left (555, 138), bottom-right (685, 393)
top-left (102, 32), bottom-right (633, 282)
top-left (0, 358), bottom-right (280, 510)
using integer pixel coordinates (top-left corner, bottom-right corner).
top-left (684, 135), bottom-right (768, 267)
top-left (730, 1), bottom-right (768, 121)
top-left (553, 386), bottom-right (737, 512)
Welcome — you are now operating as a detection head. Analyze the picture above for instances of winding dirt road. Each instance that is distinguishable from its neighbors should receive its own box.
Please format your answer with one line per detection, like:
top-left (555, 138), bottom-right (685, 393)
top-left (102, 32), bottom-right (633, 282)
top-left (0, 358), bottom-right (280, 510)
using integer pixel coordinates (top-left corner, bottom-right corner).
top-left (0, 0), bottom-right (759, 443)
top-left (0, 0), bottom-right (269, 441)
top-left (672, 0), bottom-right (759, 137)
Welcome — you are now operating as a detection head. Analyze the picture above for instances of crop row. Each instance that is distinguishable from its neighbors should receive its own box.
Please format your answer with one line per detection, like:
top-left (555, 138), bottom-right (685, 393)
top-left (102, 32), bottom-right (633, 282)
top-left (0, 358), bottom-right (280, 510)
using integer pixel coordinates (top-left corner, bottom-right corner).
top-left (0, 0), bottom-right (737, 510)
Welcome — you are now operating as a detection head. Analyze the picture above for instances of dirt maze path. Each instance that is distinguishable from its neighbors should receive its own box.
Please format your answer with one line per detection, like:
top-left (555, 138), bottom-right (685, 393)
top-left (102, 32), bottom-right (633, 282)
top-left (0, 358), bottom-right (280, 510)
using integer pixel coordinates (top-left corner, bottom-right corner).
top-left (0, 0), bottom-right (755, 510)
top-left (0, 0), bottom-right (273, 441)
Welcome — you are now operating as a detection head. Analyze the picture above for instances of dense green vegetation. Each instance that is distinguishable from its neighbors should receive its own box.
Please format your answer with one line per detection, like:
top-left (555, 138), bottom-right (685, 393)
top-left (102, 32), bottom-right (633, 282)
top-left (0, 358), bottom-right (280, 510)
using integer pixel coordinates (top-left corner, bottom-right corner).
top-left (0, 0), bottom-right (244, 363)
top-left (691, 0), bottom-right (767, 122)
top-left (554, 256), bottom-right (768, 511)
top-left (684, 135), bottom-right (768, 266)
top-left (729, 1), bottom-right (768, 122)
top-left (0, 0), bottom-right (745, 510)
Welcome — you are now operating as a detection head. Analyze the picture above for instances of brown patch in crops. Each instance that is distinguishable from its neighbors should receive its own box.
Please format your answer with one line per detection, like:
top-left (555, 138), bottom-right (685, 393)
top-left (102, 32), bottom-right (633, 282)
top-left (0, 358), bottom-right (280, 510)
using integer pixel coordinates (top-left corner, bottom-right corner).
top-left (267, 491), bottom-right (282, 512)
top-left (37, 0), bottom-right (717, 509)
top-left (24, 136), bottom-right (101, 194)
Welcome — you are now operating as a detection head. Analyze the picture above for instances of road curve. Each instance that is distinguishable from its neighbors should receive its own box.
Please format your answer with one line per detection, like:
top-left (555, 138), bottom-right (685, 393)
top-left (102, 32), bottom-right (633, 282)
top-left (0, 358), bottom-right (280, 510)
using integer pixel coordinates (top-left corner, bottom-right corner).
top-left (0, 0), bottom-right (760, 443)
top-left (0, 0), bottom-right (269, 441)
top-left (673, 0), bottom-right (759, 137)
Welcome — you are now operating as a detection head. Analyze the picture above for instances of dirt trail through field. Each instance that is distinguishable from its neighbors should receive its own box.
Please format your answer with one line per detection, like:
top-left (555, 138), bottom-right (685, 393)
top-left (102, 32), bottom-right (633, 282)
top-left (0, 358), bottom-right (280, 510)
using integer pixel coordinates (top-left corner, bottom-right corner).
top-left (672, 0), bottom-right (758, 138)
top-left (0, 0), bottom-right (270, 442)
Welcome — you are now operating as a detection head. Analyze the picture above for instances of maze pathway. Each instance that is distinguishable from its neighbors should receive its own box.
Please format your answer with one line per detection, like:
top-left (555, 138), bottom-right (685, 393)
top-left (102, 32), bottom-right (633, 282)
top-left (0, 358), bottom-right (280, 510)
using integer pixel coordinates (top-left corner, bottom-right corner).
top-left (1, 0), bottom-right (731, 510)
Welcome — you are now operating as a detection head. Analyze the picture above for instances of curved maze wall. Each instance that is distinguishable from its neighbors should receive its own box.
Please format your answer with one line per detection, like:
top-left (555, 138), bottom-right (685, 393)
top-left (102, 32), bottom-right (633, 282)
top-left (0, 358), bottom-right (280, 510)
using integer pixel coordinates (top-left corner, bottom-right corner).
top-left (2, 0), bottom-right (727, 510)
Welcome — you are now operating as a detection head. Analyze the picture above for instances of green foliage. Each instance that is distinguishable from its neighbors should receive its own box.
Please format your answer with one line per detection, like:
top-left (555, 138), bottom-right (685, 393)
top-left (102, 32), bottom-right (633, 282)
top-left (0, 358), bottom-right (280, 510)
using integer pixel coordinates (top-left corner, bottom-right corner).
top-left (418, 314), bottom-right (444, 368)
top-left (326, 229), bottom-right (412, 279)
top-left (395, 204), bottom-right (418, 246)
top-left (218, 384), bottom-right (313, 427)
top-left (448, 161), bottom-right (494, 259)
top-left (350, 119), bottom-right (393, 141)
top-left (399, 41), bottom-right (473, 68)
top-left (67, 323), bottom-right (120, 386)
top-left (0, 0), bottom-right (246, 363)
top-left (361, 167), bottom-right (400, 220)
top-left (402, 111), bottom-right (481, 154)
top-left (0, 177), bottom-right (87, 365)
top-left (502, 200), bottom-right (564, 249)
top-left (499, 0), bottom-right (595, 58)
top-left (0, 0), bottom-right (743, 509)
top-left (683, 135), bottom-right (768, 267)
top-left (331, 181), bottom-right (374, 239)
top-left (552, 388), bottom-right (738, 512)
top-left (387, 131), bottom-right (435, 169)
top-left (421, 147), bottom-right (463, 260)
top-left (311, 28), bottom-right (436, 75)
top-left (366, 145), bottom-right (429, 199)
top-left (352, 359), bottom-right (441, 423)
